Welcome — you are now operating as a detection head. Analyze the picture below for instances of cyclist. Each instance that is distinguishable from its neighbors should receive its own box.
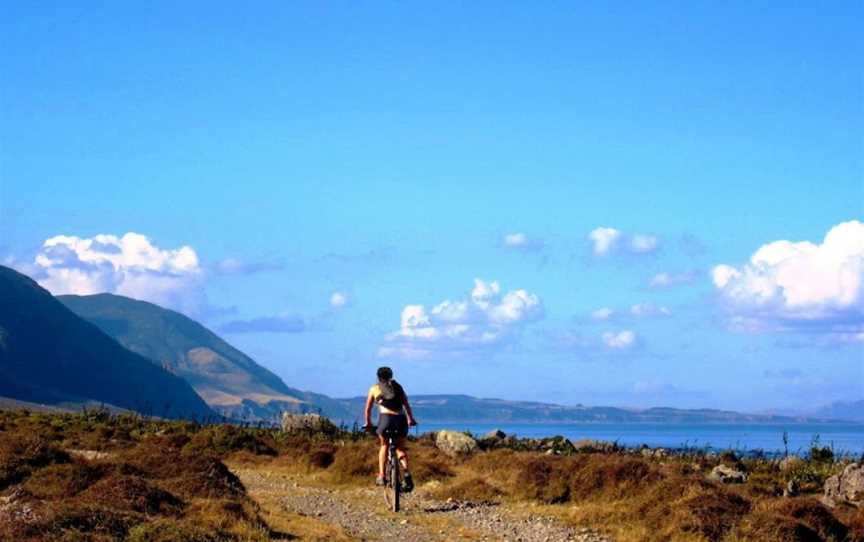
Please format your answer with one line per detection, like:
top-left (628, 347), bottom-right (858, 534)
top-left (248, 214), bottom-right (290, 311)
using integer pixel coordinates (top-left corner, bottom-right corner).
top-left (363, 366), bottom-right (418, 491)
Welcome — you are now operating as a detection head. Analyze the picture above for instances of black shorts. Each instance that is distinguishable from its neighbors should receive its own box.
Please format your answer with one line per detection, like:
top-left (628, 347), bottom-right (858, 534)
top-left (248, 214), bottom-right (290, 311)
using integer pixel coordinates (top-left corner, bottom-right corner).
top-left (377, 413), bottom-right (408, 439)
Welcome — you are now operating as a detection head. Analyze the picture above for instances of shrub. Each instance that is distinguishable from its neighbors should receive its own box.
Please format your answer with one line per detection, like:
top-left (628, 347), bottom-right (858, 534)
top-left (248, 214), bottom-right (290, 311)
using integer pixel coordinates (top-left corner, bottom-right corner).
top-left (183, 425), bottom-right (277, 458)
top-left (79, 474), bottom-right (184, 516)
top-left (568, 454), bottom-right (661, 500)
top-left (770, 498), bottom-right (848, 541)
top-left (432, 477), bottom-right (505, 503)
top-left (0, 433), bottom-right (70, 489)
top-left (126, 519), bottom-right (216, 542)
top-left (732, 512), bottom-right (822, 542)
top-left (22, 461), bottom-right (108, 499)
top-left (514, 456), bottom-right (570, 503)
top-left (308, 446), bottom-right (335, 469)
top-left (662, 488), bottom-right (751, 541)
top-left (848, 507), bottom-right (864, 542)
top-left (328, 441), bottom-right (377, 483)
top-left (408, 442), bottom-right (454, 481)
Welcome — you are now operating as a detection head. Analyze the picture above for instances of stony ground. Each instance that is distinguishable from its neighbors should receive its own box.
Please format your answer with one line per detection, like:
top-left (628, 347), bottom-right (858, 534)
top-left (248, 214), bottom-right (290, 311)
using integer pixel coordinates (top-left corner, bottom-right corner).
top-left (232, 466), bottom-right (612, 542)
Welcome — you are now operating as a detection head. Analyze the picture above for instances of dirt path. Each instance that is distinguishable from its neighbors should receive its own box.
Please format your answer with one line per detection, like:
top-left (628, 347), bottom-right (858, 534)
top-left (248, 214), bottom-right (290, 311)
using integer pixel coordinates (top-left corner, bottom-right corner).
top-left (232, 466), bottom-right (612, 542)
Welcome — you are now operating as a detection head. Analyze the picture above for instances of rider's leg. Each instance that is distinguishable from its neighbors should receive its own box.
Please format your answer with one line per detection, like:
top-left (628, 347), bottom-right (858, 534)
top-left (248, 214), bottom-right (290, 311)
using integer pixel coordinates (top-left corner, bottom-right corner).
top-left (377, 435), bottom-right (388, 479)
top-left (395, 437), bottom-right (413, 491)
top-left (395, 438), bottom-right (410, 472)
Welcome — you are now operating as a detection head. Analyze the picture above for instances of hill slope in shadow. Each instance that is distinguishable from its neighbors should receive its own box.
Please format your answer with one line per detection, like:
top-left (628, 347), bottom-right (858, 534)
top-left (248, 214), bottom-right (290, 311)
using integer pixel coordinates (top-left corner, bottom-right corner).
top-left (0, 266), bottom-right (213, 418)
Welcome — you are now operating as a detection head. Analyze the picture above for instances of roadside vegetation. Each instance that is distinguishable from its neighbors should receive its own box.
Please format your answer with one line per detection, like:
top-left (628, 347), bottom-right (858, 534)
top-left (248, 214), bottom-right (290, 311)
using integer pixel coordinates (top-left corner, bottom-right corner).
top-left (0, 409), bottom-right (861, 541)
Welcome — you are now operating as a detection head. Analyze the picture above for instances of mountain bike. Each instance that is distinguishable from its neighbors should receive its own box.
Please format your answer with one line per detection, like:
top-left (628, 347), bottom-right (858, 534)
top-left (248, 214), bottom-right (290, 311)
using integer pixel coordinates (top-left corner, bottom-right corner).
top-left (364, 424), bottom-right (411, 512)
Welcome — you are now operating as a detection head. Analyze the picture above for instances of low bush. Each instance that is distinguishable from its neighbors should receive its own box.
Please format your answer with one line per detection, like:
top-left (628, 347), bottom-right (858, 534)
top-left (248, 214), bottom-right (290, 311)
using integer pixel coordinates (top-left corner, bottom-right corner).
top-left (733, 512), bottom-right (823, 542)
top-left (126, 518), bottom-right (217, 542)
top-left (433, 477), bottom-right (505, 503)
top-left (769, 497), bottom-right (849, 541)
top-left (0, 433), bottom-right (70, 489)
top-left (328, 441), bottom-right (377, 483)
top-left (21, 461), bottom-right (108, 499)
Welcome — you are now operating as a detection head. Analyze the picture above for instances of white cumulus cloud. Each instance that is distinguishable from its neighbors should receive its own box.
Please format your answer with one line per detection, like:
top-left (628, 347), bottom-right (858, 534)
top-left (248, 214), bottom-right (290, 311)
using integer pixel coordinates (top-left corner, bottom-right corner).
top-left (591, 307), bottom-right (616, 321)
top-left (379, 278), bottom-right (544, 360)
top-left (712, 220), bottom-right (864, 335)
top-left (601, 329), bottom-right (638, 350)
top-left (330, 291), bottom-right (349, 309)
top-left (588, 227), bottom-right (660, 257)
top-left (629, 303), bottom-right (672, 318)
top-left (586, 303), bottom-right (671, 322)
top-left (30, 232), bottom-right (206, 315)
top-left (502, 232), bottom-right (544, 251)
top-left (648, 270), bottom-right (700, 289)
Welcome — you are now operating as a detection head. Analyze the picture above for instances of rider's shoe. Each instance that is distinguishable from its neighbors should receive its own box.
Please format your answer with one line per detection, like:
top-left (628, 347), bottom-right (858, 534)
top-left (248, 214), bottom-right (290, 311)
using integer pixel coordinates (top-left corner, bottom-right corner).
top-left (402, 473), bottom-right (414, 493)
top-left (375, 475), bottom-right (386, 487)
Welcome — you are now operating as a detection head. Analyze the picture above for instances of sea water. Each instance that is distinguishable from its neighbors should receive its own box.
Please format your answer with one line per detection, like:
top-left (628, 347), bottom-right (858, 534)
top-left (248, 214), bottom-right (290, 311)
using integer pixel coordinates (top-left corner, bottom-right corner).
top-left (417, 422), bottom-right (864, 456)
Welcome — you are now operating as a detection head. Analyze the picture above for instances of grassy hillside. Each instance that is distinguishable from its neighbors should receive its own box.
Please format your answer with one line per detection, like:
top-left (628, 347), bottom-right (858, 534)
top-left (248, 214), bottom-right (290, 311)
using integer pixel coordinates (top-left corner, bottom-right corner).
top-left (59, 293), bottom-right (352, 422)
top-left (0, 266), bottom-right (212, 419)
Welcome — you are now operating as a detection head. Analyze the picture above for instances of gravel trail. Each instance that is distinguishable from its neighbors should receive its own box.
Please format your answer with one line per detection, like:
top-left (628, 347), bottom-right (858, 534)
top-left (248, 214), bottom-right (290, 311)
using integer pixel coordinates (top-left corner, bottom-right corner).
top-left (233, 467), bottom-right (611, 542)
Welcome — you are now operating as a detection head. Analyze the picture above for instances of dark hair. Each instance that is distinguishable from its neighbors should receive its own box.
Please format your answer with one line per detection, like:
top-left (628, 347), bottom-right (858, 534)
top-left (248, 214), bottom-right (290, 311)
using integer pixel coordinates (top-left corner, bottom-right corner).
top-left (377, 366), bottom-right (393, 381)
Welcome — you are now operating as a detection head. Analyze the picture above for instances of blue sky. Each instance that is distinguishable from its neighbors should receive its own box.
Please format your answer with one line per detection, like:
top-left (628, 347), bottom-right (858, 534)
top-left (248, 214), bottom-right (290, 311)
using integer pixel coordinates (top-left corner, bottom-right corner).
top-left (2, 1), bottom-right (862, 412)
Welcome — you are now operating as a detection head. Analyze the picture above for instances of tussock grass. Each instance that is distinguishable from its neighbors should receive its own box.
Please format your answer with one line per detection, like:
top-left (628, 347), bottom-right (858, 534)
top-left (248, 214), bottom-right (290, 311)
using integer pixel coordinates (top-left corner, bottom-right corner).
top-left (0, 410), bottom-right (274, 541)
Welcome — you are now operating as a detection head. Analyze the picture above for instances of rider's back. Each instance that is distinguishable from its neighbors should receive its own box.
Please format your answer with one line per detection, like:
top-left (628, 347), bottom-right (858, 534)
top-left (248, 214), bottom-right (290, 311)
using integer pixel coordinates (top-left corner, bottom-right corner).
top-left (371, 379), bottom-right (406, 412)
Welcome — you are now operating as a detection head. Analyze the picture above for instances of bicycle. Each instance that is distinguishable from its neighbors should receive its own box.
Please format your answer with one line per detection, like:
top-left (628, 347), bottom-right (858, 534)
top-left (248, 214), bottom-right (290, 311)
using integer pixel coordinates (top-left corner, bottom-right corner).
top-left (364, 424), bottom-right (413, 512)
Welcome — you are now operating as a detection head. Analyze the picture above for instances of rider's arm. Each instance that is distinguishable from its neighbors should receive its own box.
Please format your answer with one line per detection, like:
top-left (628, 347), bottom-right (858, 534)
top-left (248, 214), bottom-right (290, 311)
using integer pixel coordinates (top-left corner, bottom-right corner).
top-left (403, 394), bottom-right (417, 426)
top-left (363, 389), bottom-right (374, 427)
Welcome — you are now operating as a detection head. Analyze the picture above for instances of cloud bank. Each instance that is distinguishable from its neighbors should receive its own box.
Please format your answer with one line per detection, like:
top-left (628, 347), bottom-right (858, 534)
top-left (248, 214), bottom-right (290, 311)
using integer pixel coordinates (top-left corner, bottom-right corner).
top-left (712, 220), bottom-right (864, 336)
top-left (379, 278), bottom-right (544, 360)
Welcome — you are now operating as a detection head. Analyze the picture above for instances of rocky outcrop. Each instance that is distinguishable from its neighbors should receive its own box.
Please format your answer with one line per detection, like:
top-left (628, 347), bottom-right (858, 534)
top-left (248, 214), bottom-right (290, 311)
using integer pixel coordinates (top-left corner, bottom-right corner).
top-left (709, 464), bottom-right (747, 484)
top-left (483, 429), bottom-right (506, 440)
top-left (435, 430), bottom-right (479, 457)
top-left (823, 463), bottom-right (864, 507)
top-left (281, 412), bottom-right (331, 433)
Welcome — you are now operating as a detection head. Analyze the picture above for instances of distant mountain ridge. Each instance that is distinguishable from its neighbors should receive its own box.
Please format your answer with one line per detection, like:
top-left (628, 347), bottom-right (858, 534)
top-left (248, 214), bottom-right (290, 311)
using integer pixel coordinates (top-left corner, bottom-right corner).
top-left (0, 266), bottom-right (212, 418)
top-left (811, 400), bottom-right (864, 422)
top-left (337, 393), bottom-right (856, 424)
top-left (60, 293), bottom-right (352, 421)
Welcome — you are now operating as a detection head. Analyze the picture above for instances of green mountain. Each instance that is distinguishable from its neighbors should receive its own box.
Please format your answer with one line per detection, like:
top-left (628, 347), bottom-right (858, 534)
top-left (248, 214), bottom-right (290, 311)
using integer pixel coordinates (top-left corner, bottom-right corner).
top-left (0, 266), bottom-right (212, 418)
top-left (59, 293), bottom-right (352, 422)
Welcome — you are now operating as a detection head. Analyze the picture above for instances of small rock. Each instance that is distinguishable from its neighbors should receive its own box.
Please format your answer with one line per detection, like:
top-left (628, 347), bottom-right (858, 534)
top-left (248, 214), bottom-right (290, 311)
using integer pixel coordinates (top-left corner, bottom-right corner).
top-left (709, 464), bottom-right (747, 484)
